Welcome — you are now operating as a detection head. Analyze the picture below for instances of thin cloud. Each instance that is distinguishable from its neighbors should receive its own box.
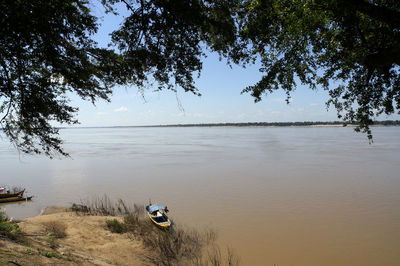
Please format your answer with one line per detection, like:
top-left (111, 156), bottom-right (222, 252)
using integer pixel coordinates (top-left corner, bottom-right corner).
top-left (114, 106), bottom-right (128, 112)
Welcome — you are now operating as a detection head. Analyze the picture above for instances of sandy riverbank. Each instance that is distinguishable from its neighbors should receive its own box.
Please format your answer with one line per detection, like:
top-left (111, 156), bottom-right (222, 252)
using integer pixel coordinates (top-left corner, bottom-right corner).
top-left (0, 207), bottom-right (147, 265)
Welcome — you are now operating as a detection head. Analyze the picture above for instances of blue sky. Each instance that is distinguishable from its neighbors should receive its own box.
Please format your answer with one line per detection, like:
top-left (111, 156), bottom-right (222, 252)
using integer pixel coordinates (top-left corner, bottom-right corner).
top-left (69, 3), bottom-right (397, 127)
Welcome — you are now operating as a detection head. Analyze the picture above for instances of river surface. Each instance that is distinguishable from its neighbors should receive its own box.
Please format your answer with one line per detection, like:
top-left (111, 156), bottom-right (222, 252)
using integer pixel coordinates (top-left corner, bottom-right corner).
top-left (1, 126), bottom-right (400, 265)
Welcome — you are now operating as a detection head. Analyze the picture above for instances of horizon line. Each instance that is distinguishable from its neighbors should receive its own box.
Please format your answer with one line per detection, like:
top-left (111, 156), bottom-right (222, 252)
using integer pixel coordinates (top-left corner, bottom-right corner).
top-left (59, 120), bottom-right (400, 129)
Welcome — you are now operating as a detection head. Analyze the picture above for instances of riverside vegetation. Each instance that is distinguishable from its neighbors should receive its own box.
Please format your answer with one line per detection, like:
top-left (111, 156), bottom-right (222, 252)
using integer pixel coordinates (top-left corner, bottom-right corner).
top-left (0, 209), bottom-right (23, 241)
top-left (0, 196), bottom-right (239, 265)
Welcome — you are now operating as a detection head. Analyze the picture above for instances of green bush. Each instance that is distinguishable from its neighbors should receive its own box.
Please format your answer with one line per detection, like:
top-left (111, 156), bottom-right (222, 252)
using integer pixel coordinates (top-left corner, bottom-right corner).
top-left (0, 209), bottom-right (23, 240)
top-left (106, 219), bottom-right (126, 234)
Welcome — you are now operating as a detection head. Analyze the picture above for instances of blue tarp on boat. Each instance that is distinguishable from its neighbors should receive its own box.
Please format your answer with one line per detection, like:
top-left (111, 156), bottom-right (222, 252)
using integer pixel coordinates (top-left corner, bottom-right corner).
top-left (148, 204), bottom-right (166, 213)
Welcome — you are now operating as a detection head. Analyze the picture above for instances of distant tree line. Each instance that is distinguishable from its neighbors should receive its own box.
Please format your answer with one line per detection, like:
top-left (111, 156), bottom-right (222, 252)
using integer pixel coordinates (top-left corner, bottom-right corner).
top-left (147, 120), bottom-right (400, 128)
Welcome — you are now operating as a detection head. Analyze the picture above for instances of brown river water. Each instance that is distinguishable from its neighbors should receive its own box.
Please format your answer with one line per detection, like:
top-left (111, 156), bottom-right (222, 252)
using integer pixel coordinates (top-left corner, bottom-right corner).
top-left (1, 126), bottom-right (400, 265)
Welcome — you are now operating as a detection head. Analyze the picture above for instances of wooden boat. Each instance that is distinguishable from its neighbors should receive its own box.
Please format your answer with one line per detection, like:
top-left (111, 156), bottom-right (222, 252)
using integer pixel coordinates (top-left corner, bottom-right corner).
top-left (0, 189), bottom-right (25, 199)
top-left (0, 196), bottom-right (32, 204)
top-left (146, 202), bottom-right (171, 229)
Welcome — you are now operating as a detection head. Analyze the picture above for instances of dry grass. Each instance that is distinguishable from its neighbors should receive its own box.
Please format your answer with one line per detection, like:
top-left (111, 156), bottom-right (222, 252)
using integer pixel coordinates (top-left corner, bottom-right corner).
top-left (141, 226), bottom-right (217, 265)
top-left (42, 221), bottom-right (67, 250)
top-left (43, 221), bottom-right (67, 239)
top-left (72, 195), bottom-right (118, 216)
top-left (226, 247), bottom-right (240, 266)
top-left (71, 195), bottom-right (140, 217)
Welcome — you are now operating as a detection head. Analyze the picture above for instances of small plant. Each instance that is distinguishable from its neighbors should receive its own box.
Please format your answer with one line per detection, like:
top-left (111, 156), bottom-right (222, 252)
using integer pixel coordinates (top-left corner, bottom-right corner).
top-left (106, 219), bottom-right (126, 234)
top-left (47, 236), bottom-right (59, 250)
top-left (42, 251), bottom-right (62, 259)
top-left (43, 221), bottom-right (67, 238)
top-left (26, 248), bottom-right (36, 255)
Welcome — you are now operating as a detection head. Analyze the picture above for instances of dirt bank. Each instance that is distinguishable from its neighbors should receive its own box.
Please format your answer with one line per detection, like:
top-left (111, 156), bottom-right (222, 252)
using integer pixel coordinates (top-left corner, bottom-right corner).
top-left (0, 207), bottom-right (147, 265)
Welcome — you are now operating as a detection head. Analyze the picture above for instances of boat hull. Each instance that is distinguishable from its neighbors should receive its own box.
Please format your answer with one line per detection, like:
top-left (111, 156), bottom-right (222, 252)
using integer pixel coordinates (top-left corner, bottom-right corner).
top-left (0, 189), bottom-right (25, 199)
top-left (0, 196), bottom-right (32, 204)
top-left (145, 205), bottom-right (171, 229)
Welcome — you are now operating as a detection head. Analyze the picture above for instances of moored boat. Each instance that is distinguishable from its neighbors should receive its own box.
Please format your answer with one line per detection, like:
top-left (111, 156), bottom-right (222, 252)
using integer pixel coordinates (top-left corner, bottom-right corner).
top-left (0, 196), bottom-right (32, 204)
top-left (146, 202), bottom-right (171, 229)
top-left (0, 189), bottom-right (25, 199)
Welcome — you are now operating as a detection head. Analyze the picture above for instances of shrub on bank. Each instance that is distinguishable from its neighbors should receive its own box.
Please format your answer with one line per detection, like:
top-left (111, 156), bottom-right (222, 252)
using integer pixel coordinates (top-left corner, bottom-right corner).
top-left (43, 221), bottom-right (67, 238)
top-left (106, 219), bottom-right (127, 234)
top-left (0, 209), bottom-right (23, 241)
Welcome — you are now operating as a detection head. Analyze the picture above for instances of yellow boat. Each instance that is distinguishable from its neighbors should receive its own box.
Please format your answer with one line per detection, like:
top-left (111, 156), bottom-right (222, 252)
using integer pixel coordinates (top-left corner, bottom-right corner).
top-left (146, 202), bottom-right (171, 229)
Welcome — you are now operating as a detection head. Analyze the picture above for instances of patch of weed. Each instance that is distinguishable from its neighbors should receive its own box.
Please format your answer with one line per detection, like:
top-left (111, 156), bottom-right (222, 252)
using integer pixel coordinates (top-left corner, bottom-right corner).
top-left (106, 219), bottom-right (126, 233)
top-left (25, 248), bottom-right (35, 255)
top-left (42, 251), bottom-right (62, 259)
top-left (0, 210), bottom-right (24, 241)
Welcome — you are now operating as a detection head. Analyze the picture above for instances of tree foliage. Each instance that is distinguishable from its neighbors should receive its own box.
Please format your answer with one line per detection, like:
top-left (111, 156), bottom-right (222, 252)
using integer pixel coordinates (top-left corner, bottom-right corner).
top-left (234, 0), bottom-right (400, 140)
top-left (0, 0), bottom-right (120, 156)
top-left (108, 0), bottom-right (238, 94)
top-left (0, 0), bottom-right (399, 156)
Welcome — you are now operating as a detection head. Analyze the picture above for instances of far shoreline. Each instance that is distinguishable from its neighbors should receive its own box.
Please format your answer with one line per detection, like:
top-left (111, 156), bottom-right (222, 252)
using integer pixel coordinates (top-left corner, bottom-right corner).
top-left (60, 120), bottom-right (400, 129)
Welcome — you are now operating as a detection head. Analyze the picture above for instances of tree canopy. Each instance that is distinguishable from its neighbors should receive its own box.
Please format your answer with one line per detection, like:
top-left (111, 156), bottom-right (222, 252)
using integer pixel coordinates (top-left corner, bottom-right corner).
top-left (235, 0), bottom-right (400, 140)
top-left (1, 0), bottom-right (399, 156)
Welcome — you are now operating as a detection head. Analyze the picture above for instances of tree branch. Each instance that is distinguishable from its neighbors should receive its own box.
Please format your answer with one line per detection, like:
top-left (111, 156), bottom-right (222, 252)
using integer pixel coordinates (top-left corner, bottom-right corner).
top-left (344, 0), bottom-right (400, 28)
top-left (120, 0), bottom-right (135, 13)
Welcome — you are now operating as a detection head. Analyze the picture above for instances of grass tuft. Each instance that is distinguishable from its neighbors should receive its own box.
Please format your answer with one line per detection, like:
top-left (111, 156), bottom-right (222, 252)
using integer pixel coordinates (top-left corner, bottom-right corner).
top-left (42, 251), bottom-right (62, 259)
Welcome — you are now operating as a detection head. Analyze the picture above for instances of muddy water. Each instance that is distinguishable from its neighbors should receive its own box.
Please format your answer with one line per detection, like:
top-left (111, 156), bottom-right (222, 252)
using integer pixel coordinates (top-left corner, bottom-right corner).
top-left (1, 126), bottom-right (400, 265)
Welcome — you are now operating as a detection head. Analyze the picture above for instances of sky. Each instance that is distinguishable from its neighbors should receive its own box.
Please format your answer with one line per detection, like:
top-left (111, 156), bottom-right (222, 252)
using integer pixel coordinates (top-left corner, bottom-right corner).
top-left (68, 2), bottom-right (398, 127)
